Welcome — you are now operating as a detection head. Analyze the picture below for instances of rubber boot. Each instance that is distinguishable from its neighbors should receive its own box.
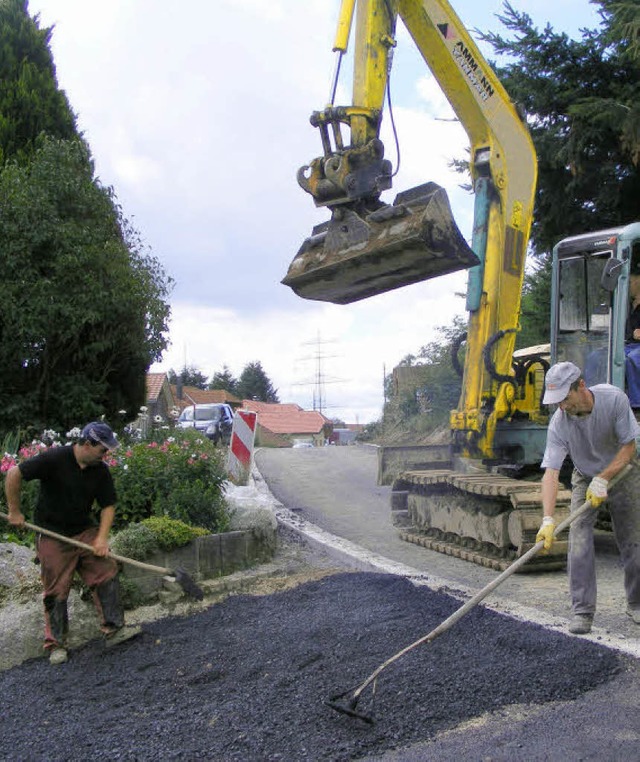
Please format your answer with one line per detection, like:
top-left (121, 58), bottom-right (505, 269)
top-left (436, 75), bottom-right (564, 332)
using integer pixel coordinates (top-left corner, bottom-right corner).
top-left (43, 596), bottom-right (69, 646)
top-left (94, 577), bottom-right (125, 632)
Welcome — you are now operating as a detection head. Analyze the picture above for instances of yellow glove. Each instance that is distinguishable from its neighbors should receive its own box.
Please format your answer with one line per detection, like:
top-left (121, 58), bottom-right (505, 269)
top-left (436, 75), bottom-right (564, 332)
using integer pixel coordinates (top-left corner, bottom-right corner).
top-left (536, 516), bottom-right (556, 554)
top-left (586, 476), bottom-right (608, 508)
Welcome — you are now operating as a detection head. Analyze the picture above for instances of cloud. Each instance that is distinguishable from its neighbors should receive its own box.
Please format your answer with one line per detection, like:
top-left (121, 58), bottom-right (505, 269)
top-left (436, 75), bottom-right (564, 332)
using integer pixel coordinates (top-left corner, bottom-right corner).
top-left (29, 0), bottom-right (598, 422)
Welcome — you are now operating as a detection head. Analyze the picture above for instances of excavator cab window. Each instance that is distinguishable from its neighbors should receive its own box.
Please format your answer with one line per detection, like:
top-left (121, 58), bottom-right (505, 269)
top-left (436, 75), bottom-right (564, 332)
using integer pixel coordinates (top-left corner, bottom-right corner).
top-left (556, 251), bottom-right (612, 385)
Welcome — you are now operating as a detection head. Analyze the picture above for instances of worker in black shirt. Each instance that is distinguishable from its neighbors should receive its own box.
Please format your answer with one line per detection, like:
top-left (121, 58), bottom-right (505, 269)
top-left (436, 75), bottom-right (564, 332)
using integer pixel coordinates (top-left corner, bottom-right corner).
top-left (4, 422), bottom-right (140, 664)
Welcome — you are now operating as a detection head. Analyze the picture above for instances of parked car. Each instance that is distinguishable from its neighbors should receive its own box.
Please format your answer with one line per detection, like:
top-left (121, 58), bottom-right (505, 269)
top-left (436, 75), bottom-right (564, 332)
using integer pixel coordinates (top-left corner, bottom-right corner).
top-left (176, 403), bottom-right (234, 445)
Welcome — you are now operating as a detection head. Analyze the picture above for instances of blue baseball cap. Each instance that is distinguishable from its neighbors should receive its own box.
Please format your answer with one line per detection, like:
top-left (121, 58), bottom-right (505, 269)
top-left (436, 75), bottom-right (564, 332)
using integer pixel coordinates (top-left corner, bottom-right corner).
top-left (80, 422), bottom-right (119, 450)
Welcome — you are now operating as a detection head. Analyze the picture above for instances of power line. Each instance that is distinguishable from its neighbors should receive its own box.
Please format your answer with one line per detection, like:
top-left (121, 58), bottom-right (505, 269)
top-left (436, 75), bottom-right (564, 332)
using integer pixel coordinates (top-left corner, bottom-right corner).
top-left (294, 331), bottom-right (346, 415)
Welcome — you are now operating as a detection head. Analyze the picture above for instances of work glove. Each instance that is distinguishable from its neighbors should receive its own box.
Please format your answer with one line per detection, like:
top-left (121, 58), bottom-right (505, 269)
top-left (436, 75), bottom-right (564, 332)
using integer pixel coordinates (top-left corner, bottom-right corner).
top-left (586, 476), bottom-right (608, 508)
top-left (536, 516), bottom-right (556, 554)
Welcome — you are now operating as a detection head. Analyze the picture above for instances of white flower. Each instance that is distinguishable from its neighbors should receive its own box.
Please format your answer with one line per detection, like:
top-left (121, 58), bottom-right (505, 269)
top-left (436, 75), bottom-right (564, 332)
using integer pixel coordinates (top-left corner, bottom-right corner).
top-left (167, 436), bottom-right (175, 443)
top-left (66, 427), bottom-right (81, 439)
top-left (118, 409), bottom-right (127, 416)
top-left (154, 415), bottom-right (163, 423)
top-left (140, 406), bottom-right (148, 413)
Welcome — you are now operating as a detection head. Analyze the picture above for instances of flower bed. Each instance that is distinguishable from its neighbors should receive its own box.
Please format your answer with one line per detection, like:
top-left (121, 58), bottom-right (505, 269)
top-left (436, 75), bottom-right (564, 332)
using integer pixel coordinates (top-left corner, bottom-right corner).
top-left (1, 427), bottom-right (230, 542)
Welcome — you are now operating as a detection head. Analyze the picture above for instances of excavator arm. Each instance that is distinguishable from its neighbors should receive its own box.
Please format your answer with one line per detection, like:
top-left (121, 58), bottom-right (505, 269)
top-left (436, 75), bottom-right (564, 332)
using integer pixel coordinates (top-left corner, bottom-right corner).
top-left (283, 0), bottom-right (538, 459)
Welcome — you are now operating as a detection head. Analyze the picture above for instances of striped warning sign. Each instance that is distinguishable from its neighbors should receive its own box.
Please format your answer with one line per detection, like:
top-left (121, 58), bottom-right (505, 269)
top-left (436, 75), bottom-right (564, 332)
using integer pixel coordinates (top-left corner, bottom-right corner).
top-left (227, 409), bottom-right (258, 484)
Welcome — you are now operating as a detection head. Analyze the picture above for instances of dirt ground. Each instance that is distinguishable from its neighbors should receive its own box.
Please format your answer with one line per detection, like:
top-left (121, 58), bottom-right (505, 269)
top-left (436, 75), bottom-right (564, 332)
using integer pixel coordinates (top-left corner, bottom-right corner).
top-left (0, 553), bottom-right (623, 762)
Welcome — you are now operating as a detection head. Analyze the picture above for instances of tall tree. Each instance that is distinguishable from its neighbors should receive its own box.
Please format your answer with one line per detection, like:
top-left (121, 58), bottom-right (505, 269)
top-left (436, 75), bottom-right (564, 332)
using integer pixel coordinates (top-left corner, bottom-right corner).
top-left (208, 365), bottom-right (238, 394)
top-left (473, 1), bottom-right (640, 349)
top-left (0, 3), bottom-right (172, 435)
top-left (168, 365), bottom-right (208, 390)
top-left (478, 1), bottom-right (640, 257)
top-left (236, 362), bottom-right (279, 403)
top-left (0, 137), bottom-right (172, 433)
top-left (0, 0), bottom-right (78, 163)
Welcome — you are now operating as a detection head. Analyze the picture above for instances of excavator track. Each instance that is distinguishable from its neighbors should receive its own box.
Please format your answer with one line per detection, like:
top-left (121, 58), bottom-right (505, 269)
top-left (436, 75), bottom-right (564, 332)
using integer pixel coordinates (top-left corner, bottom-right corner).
top-left (391, 469), bottom-right (572, 572)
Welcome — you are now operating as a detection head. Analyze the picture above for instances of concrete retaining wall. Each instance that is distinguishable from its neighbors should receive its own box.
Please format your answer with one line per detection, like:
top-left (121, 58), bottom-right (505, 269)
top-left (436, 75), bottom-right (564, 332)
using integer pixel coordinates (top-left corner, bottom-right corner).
top-left (121, 529), bottom-right (275, 597)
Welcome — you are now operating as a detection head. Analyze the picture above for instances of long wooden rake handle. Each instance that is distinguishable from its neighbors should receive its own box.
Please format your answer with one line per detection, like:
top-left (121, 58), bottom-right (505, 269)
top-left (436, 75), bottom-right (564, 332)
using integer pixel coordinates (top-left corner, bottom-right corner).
top-left (0, 511), bottom-right (174, 576)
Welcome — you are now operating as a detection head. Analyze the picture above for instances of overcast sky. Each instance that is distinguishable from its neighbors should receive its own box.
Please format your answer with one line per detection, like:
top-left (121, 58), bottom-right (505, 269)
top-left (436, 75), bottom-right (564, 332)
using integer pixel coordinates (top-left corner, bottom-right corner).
top-left (28, 0), bottom-right (601, 423)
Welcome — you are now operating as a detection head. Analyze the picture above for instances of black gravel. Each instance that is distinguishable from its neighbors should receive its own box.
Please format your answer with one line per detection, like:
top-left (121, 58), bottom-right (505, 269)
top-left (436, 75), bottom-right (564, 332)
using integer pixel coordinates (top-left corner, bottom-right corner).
top-left (0, 572), bottom-right (621, 761)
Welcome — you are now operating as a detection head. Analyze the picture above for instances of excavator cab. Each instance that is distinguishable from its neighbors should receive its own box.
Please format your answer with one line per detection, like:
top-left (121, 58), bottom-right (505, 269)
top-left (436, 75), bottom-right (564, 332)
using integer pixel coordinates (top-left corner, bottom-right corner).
top-left (551, 223), bottom-right (640, 394)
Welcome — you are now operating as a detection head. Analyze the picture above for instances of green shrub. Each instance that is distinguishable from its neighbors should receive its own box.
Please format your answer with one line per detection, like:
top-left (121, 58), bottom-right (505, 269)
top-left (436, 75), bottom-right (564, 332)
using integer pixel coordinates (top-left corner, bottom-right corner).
top-left (117, 573), bottom-right (148, 610)
top-left (153, 480), bottom-right (229, 534)
top-left (111, 522), bottom-right (159, 561)
top-left (109, 428), bottom-right (229, 531)
top-left (141, 516), bottom-right (209, 551)
top-left (112, 515), bottom-right (209, 562)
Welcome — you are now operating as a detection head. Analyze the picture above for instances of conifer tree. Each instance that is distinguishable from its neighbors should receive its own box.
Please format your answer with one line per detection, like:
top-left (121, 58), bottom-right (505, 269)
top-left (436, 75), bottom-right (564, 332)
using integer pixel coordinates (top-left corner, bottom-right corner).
top-left (0, 0), bottom-right (78, 162)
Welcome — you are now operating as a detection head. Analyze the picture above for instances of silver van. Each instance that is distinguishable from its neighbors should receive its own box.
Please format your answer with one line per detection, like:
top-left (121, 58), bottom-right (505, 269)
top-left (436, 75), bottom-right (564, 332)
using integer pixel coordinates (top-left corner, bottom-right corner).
top-left (176, 403), bottom-right (234, 445)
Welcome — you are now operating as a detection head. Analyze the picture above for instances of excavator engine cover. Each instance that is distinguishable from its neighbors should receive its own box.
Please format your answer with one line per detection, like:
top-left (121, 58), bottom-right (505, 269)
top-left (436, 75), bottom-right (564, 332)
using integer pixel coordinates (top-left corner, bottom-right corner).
top-left (282, 182), bottom-right (480, 304)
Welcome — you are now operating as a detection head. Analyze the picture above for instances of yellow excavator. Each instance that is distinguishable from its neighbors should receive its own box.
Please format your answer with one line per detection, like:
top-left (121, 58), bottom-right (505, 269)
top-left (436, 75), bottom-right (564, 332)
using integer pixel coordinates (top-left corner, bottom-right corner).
top-left (283, 0), bottom-right (640, 571)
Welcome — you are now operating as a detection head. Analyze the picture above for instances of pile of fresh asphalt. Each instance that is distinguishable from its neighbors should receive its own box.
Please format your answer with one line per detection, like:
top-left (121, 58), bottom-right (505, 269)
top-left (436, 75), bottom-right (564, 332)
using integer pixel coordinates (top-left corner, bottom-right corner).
top-left (0, 572), bottom-right (621, 761)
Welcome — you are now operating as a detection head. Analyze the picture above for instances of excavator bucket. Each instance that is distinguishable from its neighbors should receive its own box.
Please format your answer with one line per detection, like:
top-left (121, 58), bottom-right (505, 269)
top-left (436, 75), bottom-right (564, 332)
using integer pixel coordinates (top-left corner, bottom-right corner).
top-left (282, 182), bottom-right (480, 304)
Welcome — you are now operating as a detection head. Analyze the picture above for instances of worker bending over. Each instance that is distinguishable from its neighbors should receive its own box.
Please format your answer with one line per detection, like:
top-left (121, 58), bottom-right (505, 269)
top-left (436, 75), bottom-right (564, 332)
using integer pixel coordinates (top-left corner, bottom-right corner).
top-left (4, 422), bottom-right (140, 664)
top-left (536, 361), bottom-right (640, 634)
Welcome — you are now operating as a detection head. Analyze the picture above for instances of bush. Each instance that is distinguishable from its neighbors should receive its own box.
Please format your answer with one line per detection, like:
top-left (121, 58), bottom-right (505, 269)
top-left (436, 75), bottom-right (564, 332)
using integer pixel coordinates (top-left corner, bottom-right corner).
top-left (141, 516), bottom-right (209, 551)
top-left (111, 522), bottom-right (159, 561)
top-left (1, 427), bottom-right (230, 537)
top-left (109, 428), bottom-right (229, 531)
top-left (112, 515), bottom-right (209, 562)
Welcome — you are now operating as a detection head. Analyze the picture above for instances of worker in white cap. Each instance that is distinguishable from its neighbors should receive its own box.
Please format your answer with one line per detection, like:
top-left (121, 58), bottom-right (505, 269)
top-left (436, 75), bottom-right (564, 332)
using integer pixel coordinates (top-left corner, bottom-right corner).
top-left (536, 361), bottom-right (640, 634)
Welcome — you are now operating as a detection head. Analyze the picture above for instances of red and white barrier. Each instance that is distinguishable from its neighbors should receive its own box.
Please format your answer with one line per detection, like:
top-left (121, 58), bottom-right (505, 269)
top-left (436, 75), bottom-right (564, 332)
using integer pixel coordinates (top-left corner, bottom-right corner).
top-left (227, 409), bottom-right (258, 484)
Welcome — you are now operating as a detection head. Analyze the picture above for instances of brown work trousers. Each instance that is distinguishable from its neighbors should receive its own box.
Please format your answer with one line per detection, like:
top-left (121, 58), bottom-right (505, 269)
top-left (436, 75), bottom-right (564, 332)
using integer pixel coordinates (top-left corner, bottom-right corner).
top-left (36, 527), bottom-right (119, 650)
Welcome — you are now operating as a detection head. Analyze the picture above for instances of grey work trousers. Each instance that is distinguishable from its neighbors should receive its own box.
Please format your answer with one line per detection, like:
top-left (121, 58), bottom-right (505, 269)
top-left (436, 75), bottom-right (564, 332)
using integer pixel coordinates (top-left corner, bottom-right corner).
top-left (568, 462), bottom-right (640, 615)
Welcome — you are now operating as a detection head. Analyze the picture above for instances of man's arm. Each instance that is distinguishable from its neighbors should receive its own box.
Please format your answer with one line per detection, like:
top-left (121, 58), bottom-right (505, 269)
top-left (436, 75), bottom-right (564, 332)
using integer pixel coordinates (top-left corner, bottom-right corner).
top-left (4, 466), bottom-right (25, 526)
top-left (93, 505), bottom-right (115, 557)
top-left (598, 440), bottom-right (637, 482)
top-left (541, 467), bottom-right (560, 519)
top-left (536, 468), bottom-right (561, 553)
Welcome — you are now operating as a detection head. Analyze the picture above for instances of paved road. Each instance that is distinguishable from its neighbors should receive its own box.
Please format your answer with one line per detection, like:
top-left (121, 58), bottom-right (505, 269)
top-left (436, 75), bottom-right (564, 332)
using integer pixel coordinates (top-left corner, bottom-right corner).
top-left (254, 444), bottom-right (640, 760)
top-left (254, 444), bottom-right (640, 650)
top-left (256, 447), bottom-right (640, 762)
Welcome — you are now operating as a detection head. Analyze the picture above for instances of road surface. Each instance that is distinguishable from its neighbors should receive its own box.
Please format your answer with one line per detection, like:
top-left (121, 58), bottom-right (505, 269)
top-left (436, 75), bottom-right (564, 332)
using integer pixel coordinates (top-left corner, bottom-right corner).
top-left (254, 444), bottom-right (639, 644)
top-left (253, 443), bottom-right (640, 760)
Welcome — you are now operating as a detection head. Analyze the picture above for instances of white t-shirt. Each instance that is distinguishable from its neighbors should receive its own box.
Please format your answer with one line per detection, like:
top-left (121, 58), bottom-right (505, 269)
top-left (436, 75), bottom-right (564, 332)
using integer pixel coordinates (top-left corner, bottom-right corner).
top-left (541, 385), bottom-right (640, 477)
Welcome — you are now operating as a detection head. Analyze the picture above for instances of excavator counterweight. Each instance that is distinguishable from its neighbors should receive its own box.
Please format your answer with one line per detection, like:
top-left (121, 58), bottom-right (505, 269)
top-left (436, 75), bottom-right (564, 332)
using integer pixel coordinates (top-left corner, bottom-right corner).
top-left (282, 182), bottom-right (479, 305)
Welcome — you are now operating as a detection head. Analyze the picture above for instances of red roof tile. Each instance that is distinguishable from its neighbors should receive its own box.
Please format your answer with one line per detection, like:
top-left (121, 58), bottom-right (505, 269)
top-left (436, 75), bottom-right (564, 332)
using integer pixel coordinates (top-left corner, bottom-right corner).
top-left (241, 400), bottom-right (330, 435)
top-left (170, 385), bottom-right (242, 408)
top-left (146, 373), bottom-right (168, 402)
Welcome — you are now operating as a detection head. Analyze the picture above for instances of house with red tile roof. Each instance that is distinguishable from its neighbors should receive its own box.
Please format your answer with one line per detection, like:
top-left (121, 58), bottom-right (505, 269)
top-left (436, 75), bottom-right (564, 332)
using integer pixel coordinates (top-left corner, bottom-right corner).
top-left (145, 372), bottom-right (175, 421)
top-left (145, 374), bottom-right (331, 446)
top-left (241, 400), bottom-right (332, 447)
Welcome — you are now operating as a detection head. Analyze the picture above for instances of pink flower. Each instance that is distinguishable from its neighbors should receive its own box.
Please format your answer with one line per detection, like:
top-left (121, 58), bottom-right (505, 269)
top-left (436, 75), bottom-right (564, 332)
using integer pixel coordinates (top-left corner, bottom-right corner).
top-left (1, 455), bottom-right (17, 473)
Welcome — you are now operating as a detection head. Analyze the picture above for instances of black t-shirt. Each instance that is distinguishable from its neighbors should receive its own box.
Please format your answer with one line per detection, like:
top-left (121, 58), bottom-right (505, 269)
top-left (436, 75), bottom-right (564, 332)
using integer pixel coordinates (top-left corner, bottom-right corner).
top-left (19, 445), bottom-right (117, 536)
